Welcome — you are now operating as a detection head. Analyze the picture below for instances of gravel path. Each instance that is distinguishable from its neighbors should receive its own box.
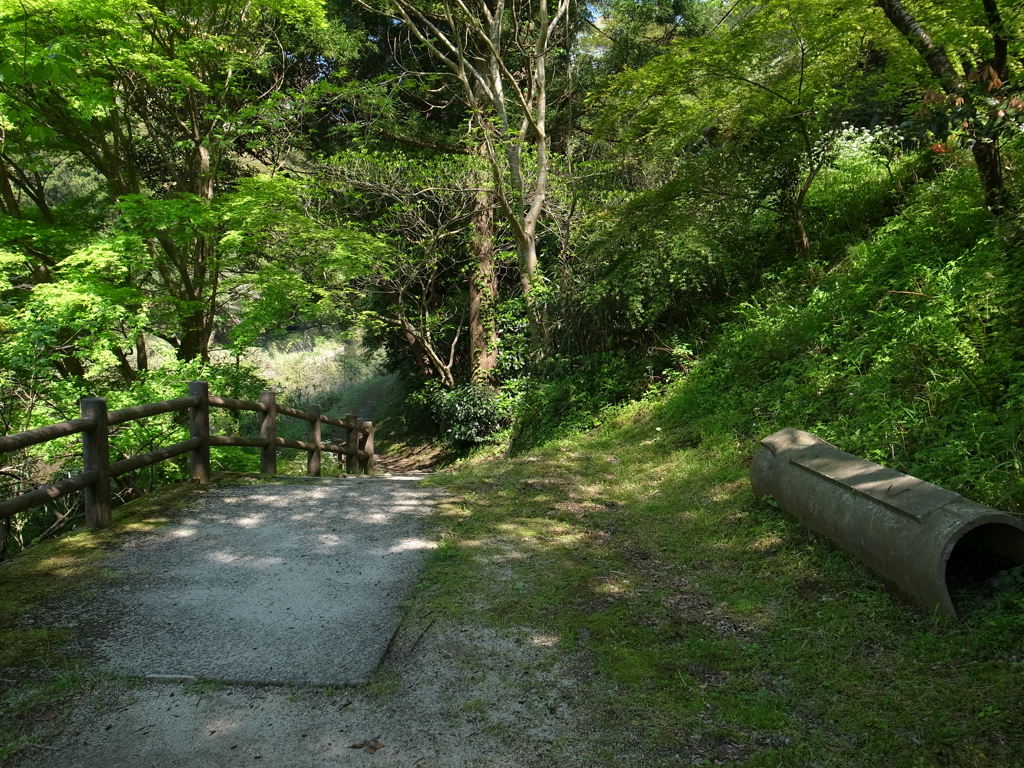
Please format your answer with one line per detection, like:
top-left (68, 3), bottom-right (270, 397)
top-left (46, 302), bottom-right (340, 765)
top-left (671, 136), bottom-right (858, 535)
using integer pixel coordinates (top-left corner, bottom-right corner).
top-left (12, 476), bottom-right (614, 768)
top-left (91, 476), bottom-right (440, 685)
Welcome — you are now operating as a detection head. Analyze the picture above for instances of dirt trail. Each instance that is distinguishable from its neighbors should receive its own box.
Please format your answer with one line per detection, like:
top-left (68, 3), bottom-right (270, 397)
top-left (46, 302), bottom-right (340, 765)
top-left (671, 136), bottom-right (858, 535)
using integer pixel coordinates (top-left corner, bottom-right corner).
top-left (352, 375), bottom-right (391, 424)
top-left (349, 376), bottom-right (448, 474)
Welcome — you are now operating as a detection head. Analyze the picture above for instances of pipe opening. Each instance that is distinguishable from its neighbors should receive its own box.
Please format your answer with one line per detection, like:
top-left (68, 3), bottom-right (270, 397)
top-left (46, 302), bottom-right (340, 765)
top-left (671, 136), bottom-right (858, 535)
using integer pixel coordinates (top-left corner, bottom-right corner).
top-left (946, 523), bottom-right (1024, 611)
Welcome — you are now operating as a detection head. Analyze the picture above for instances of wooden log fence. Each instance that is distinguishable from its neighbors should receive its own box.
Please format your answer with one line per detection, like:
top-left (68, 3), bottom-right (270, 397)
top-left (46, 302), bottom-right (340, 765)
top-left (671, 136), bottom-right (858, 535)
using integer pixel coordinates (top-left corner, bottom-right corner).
top-left (0, 381), bottom-right (375, 529)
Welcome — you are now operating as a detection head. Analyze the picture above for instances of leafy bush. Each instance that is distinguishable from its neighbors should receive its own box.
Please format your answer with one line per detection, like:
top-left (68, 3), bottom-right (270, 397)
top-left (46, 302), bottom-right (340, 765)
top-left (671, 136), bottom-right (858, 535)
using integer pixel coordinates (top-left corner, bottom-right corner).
top-left (510, 352), bottom-right (650, 453)
top-left (419, 383), bottom-right (512, 447)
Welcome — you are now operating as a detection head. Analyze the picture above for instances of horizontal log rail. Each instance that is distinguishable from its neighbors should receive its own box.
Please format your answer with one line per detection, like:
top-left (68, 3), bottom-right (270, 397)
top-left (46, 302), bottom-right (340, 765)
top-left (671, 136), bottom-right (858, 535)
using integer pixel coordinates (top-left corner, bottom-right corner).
top-left (208, 394), bottom-right (265, 413)
top-left (108, 397), bottom-right (201, 427)
top-left (0, 418), bottom-right (95, 454)
top-left (108, 438), bottom-right (202, 479)
top-left (0, 381), bottom-right (375, 529)
top-left (207, 435), bottom-right (370, 459)
top-left (0, 471), bottom-right (98, 520)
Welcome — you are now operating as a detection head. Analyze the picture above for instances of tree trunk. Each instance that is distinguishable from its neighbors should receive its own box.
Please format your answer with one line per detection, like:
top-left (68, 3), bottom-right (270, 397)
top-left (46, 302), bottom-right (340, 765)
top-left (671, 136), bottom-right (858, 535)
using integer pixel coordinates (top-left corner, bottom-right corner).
top-left (469, 176), bottom-right (499, 382)
top-left (793, 208), bottom-right (811, 260)
top-left (971, 138), bottom-right (1008, 214)
top-left (0, 159), bottom-right (20, 217)
top-left (396, 314), bottom-right (456, 388)
top-left (176, 317), bottom-right (211, 363)
top-left (135, 333), bottom-right (149, 372)
top-left (113, 348), bottom-right (138, 383)
top-left (0, 517), bottom-right (10, 562)
top-left (875, 0), bottom-right (1009, 213)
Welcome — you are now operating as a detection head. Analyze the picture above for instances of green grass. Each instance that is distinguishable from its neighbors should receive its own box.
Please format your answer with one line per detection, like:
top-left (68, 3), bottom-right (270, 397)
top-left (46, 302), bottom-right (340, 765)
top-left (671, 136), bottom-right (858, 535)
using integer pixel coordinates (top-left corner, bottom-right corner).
top-left (422, 398), bottom-right (1024, 767)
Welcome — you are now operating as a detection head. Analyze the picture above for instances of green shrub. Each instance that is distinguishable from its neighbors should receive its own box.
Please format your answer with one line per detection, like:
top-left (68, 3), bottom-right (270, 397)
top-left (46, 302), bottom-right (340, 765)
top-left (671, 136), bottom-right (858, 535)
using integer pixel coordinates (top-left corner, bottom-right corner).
top-left (509, 352), bottom-right (648, 453)
top-left (419, 383), bottom-right (512, 448)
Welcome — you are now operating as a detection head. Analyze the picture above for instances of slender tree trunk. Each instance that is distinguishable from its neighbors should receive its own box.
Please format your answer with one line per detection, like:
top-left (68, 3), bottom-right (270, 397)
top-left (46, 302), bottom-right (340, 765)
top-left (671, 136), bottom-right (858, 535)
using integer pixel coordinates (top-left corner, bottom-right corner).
top-left (793, 209), bottom-right (811, 260)
top-left (469, 171), bottom-right (499, 382)
top-left (113, 348), bottom-right (138, 382)
top-left (54, 348), bottom-right (86, 380)
top-left (396, 315), bottom-right (456, 388)
top-left (875, 0), bottom-right (1009, 213)
top-left (167, 143), bottom-right (216, 363)
top-left (971, 138), bottom-right (1008, 215)
top-left (0, 159), bottom-right (20, 217)
top-left (135, 333), bottom-right (149, 372)
top-left (400, 324), bottom-right (436, 381)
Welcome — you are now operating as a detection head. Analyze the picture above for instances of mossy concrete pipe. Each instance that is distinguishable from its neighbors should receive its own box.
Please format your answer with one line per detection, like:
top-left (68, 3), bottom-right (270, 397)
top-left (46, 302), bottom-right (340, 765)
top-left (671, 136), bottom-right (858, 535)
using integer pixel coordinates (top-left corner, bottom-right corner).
top-left (750, 428), bottom-right (1024, 618)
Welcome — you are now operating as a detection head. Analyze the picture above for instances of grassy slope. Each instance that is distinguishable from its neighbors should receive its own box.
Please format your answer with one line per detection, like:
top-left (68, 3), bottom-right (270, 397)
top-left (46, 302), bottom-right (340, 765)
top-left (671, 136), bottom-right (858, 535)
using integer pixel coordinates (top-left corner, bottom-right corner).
top-left (422, 162), bottom-right (1024, 766)
top-left (428, 407), bottom-right (1024, 767)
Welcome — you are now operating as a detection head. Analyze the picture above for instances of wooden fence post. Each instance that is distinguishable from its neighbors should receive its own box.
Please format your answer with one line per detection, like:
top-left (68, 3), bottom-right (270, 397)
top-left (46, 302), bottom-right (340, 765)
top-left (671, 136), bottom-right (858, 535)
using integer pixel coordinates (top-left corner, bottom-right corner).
top-left (345, 413), bottom-right (358, 475)
top-left (188, 381), bottom-right (211, 483)
top-left (80, 397), bottom-right (111, 528)
top-left (260, 390), bottom-right (277, 476)
top-left (308, 404), bottom-right (322, 477)
top-left (359, 421), bottom-right (374, 475)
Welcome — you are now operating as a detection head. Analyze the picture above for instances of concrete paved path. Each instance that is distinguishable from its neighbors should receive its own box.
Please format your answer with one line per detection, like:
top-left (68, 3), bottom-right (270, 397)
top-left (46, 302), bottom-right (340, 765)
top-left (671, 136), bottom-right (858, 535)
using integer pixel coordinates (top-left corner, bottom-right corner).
top-left (92, 475), bottom-right (440, 685)
top-left (13, 474), bottom-right (613, 768)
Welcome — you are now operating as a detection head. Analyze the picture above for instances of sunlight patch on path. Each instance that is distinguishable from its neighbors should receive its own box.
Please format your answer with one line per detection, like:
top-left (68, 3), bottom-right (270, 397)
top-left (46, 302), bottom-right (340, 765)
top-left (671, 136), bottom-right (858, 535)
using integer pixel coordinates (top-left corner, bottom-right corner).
top-left (90, 476), bottom-right (441, 685)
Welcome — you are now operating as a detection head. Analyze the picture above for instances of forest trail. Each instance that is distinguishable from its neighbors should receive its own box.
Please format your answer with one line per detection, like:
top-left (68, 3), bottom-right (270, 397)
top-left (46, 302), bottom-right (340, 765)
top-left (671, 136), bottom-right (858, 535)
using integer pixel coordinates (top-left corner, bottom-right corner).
top-left (351, 374), bottom-right (449, 473)
top-left (80, 477), bottom-right (441, 686)
top-left (351, 374), bottom-right (392, 424)
top-left (13, 475), bottom-right (604, 768)
top-left (9, 477), bottom-right (462, 767)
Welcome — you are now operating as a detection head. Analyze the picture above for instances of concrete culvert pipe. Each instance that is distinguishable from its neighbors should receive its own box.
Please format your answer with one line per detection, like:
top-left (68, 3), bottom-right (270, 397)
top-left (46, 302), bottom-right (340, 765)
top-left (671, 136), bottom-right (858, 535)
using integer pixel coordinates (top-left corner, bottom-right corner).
top-left (750, 428), bottom-right (1024, 618)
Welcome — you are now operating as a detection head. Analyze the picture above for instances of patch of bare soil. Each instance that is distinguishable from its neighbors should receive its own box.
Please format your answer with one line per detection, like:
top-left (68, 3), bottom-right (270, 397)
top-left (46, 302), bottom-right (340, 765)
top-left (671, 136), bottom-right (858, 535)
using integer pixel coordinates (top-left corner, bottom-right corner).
top-left (375, 442), bottom-right (450, 474)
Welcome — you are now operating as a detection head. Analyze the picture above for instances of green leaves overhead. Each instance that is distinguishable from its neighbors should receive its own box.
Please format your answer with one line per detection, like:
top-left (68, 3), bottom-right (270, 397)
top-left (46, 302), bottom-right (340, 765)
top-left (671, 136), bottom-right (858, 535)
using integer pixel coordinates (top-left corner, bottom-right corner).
top-left (596, 0), bottom-right (901, 150)
top-left (216, 174), bottom-right (389, 347)
top-left (0, 0), bottom-right (357, 370)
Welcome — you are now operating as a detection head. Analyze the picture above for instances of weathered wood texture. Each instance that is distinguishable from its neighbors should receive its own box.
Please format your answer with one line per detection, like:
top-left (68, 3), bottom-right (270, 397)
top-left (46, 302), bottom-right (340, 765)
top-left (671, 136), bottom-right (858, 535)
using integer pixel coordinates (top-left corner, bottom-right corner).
top-left (188, 381), bottom-right (211, 483)
top-left (345, 413), bottom-right (359, 474)
top-left (209, 435), bottom-right (270, 448)
top-left (359, 422), bottom-right (375, 474)
top-left (80, 397), bottom-right (111, 528)
top-left (0, 471), bottom-right (98, 520)
top-left (208, 395), bottom-right (266, 412)
top-left (277, 403), bottom-right (316, 422)
top-left (108, 397), bottom-right (201, 426)
top-left (308, 404), bottom-right (322, 477)
top-left (109, 438), bottom-right (202, 479)
top-left (322, 414), bottom-right (358, 430)
top-left (0, 418), bottom-right (95, 453)
top-left (0, 381), bottom-right (375, 526)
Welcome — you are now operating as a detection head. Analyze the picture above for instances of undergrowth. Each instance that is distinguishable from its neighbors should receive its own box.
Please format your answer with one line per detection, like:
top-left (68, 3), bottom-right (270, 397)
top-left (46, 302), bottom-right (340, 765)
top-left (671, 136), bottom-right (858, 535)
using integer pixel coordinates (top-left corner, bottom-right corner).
top-left (659, 165), bottom-right (1024, 512)
top-left (427, 403), bottom-right (1024, 766)
top-left (421, 153), bottom-right (1024, 766)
